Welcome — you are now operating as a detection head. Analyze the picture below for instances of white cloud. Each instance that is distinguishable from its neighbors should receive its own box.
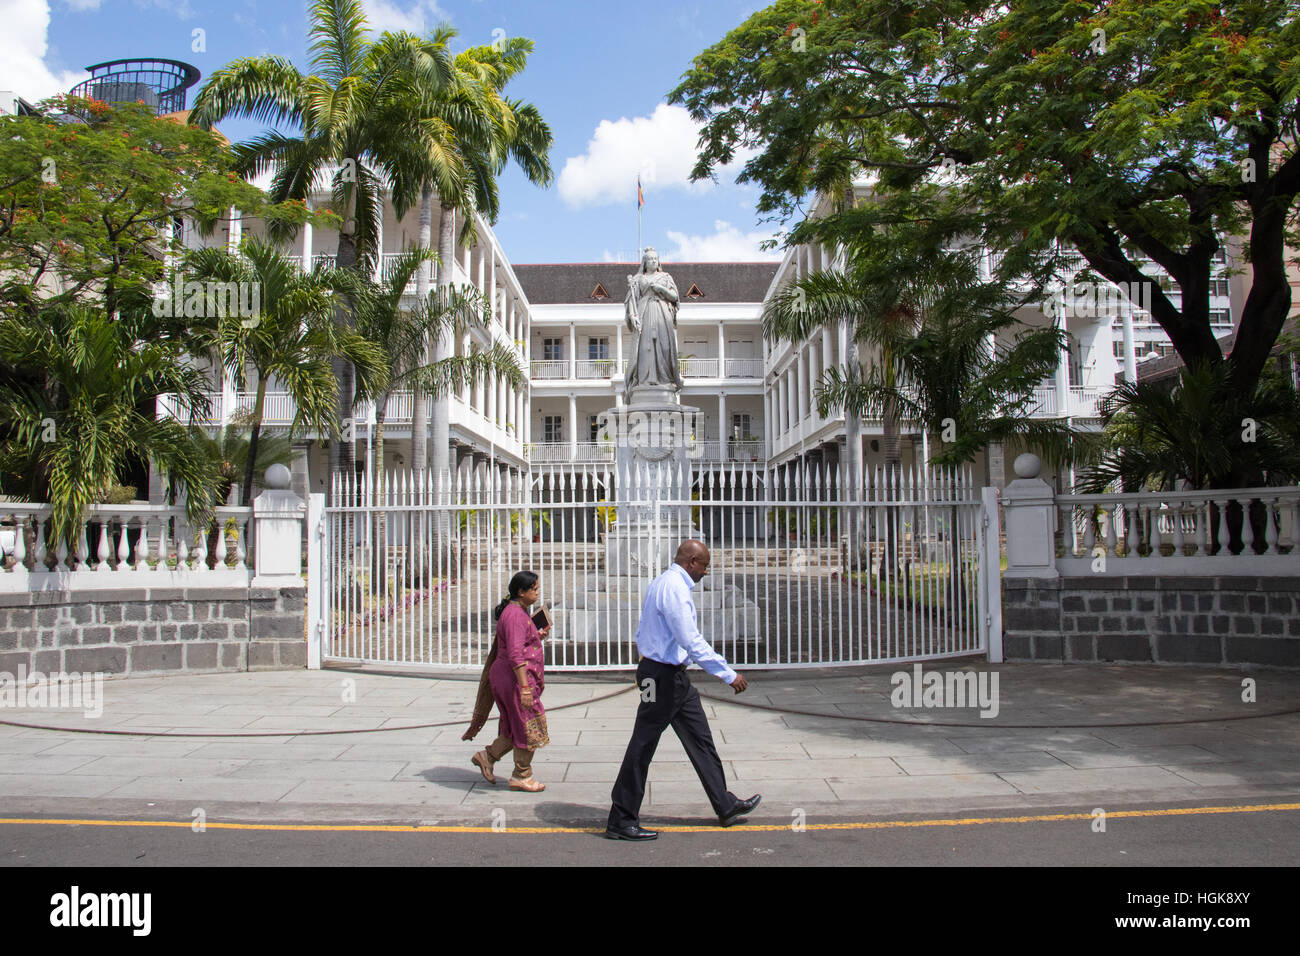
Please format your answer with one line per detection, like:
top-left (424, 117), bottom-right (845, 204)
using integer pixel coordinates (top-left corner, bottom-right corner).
top-left (0, 0), bottom-right (89, 103)
top-left (360, 0), bottom-right (452, 35)
top-left (63, 0), bottom-right (102, 10)
top-left (558, 103), bottom-right (754, 209)
top-left (663, 220), bottom-right (783, 262)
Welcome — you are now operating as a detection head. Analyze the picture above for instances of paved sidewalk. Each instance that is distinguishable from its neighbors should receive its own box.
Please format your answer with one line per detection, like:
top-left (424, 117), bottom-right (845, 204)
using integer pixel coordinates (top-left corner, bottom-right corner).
top-left (0, 662), bottom-right (1298, 827)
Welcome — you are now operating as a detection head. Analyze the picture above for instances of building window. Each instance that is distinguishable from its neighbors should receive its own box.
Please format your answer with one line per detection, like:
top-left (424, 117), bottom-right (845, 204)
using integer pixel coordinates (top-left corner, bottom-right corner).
top-left (1210, 276), bottom-right (1230, 297)
top-left (588, 415), bottom-right (601, 442)
top-left (685, 282), bottom-right (705, 299)
top-left (1113, 340), bottom-right (1126, 360)
top-left (543, 338), bottom-right (563, 361)
top-left (1210, 309), bottom-right (1232, 327)
top-left (589, 283), bottom-right (610, 300)
top-left (587, 337), bottom-right (610, 360)
top-left (731, 414), bottom-right (754, 440)
top-left (1067, 335), bottom-right (1084, 387)
top-left (542, 415), bottom-right (563, 443)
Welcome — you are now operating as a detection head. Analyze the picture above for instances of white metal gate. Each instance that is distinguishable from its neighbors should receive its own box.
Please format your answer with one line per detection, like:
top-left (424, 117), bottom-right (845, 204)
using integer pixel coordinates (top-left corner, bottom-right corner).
top-left (313, 461), bottom-right (1001, 670)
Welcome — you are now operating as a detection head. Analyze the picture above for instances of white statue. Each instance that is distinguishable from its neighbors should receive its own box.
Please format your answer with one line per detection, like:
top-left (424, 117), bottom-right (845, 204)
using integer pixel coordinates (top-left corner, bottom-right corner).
top-left (624, 248), bottom-right (684, 402)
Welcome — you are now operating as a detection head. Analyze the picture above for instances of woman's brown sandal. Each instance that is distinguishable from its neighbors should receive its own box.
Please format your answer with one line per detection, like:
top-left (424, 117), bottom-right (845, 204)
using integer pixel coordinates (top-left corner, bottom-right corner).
top-left (508, 776), bottom-right (545, 792)
top-left (471, 750), bottom-right (497, 785)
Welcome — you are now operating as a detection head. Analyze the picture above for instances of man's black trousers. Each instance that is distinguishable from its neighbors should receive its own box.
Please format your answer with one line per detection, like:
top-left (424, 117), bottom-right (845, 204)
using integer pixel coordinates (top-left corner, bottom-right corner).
top-left (608, 658), bottom-right (740, 828)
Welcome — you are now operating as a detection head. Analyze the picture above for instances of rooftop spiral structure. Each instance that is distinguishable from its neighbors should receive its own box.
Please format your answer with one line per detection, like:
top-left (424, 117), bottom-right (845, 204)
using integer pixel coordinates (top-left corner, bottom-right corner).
top-left (67, 58), bottom-right (201, 116)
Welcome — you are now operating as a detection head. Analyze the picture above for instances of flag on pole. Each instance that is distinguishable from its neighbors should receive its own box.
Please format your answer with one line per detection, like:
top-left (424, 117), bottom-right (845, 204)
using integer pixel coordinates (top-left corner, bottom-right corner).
top-left (637, 177), bottom-right (644, 209)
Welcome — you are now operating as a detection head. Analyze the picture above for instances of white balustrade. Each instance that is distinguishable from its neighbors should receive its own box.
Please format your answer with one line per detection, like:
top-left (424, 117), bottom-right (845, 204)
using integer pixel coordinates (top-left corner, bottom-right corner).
top-left (530, 360), bottom-right (569, 380)
top-left (1054, 487), bottom-right (1300, 574)
top-left (575, 359), bottom-right (616, 379)
top-left (724, 358), bottom-right (763, 378)
top-left (0, 503), bottom-right (259, 591)
top-left (680, 357), bottom-right (720, 378)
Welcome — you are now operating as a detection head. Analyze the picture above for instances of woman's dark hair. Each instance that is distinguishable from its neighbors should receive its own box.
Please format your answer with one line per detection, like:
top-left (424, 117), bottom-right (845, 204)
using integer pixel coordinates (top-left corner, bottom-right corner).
top-left (493, 570), bottom-right (539, 622)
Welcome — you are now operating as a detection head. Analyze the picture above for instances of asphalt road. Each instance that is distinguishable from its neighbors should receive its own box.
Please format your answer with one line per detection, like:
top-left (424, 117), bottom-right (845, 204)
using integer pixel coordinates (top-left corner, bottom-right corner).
top-left (3, 798), bottom-right (1296, 867)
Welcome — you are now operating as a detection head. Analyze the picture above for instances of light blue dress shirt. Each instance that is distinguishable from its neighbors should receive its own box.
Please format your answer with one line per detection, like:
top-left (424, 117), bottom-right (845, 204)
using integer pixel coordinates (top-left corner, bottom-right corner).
top-left (636, 563), bottom-right (738, 684)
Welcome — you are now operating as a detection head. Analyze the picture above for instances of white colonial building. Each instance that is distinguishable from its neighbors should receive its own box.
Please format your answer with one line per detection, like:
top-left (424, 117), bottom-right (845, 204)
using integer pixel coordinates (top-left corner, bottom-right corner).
top-left (760, 183), bottom-right (1245, 491)
top-left (157, 175), bottom-right (1247, 501)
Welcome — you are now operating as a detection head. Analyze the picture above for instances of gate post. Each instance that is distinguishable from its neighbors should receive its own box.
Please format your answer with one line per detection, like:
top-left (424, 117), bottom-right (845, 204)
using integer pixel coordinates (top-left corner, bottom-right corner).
top-left (980, 486), bottom-right (1003, 663)
top-left (307, 492), bottom-right (325, 669)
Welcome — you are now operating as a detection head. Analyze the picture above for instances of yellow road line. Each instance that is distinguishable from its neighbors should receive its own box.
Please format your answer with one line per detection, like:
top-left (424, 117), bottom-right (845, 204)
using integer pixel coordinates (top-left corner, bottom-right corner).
top-left (0, 802), bottom-right (1297, 835)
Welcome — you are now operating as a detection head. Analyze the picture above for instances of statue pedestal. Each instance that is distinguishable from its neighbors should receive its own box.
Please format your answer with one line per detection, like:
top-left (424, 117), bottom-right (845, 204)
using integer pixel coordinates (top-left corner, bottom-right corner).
top-left (552, 400), bottom-right (762, 649)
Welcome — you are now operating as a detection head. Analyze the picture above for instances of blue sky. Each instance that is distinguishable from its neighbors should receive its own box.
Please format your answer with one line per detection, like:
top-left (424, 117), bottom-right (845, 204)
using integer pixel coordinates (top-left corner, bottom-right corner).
top-left (5, 0), bottom-right (791, 263)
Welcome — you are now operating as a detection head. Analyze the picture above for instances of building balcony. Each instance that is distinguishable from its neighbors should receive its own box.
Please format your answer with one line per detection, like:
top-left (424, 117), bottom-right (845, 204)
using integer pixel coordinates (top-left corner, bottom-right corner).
top-left (524, 439), bottom-right (765, 465)
top-left (1026, 386), bottom-right (1102, 418)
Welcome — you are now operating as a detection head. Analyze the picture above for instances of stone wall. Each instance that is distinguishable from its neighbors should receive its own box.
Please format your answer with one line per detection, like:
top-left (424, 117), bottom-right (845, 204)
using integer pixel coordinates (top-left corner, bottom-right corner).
top-left (1004, 575), bottom-right (1300, 667)
top-left (0, 585), bottom-right (305, 676)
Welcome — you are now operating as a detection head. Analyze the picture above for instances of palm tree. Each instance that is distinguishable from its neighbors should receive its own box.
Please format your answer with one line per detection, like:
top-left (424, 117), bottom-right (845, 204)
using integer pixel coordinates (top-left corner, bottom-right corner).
top-left (380, 31), bottom-right (554, 481)
top-left (764, 240), bottom-right (1090, 576)
top-left (0, 303), bottom-right (216, 550)
top-left (1078, 362), bottom-right (1300, 553)
top-left (192, 425), bottom-right (295, 507)
top-left (350, 246), bottom-right (524, 585)
top-left (182, 237), bottom-right (388, 505)
top-left (350, 247), bottom-right (523, 486)
top-left (191, 425), bottom-right (295, 566)
top-left (766, 242), bottom-right (1084, 468)
top-left (188, 0), bottom-right (450, 488)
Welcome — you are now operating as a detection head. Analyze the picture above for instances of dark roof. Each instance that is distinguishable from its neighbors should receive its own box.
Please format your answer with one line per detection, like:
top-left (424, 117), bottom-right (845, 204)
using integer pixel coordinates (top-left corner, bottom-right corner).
top-left (513, 262), bottom-right (780, 305)
top-left (1137, 315), bottom-right (1300, 383)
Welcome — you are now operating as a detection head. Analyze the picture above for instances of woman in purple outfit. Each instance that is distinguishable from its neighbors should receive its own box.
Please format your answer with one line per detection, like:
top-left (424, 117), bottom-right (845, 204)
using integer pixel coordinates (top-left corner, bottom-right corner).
top-left (462, 570), bottom-right (551, 791)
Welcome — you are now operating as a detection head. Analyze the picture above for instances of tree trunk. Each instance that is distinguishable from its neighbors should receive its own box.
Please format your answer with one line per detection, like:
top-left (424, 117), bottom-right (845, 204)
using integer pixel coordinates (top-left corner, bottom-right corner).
top-left (330, 160), bottom-right (363, 502)
top-left (240, 377), bottom-right (269, 507)
top-left (430, 199), bottom-right (455, 481)
top-left (373, 398), bottom-right (389, 591)
top-left (411, 187), bottom-right (434, 478)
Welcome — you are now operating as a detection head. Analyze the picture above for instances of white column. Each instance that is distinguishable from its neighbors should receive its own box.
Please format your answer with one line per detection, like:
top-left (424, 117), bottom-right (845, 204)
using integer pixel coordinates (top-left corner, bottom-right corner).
top-left (616, 322), bottom-right (624, 376)
top-left (489, 255), bottom-right (497, 327)
top-left (569, 323), bottom-right (577, 379)
top-left (568, 393), bottom-right (578, 457)
top-left (373, 195), bottom-right (384, 282)
top-left (719, 392), bottom-right (728, 461)
top-left (1056, 314), bottom-right (1072, 417)
top-left (1122, 293), bottom-right (1137, 383)
top-left (226, 206), bottom-right (241, 252)
top-left (301, 214), bottom-right (313, 271)
top-left (790, 353), bottom-right (800, 424)
top-left (717, 321), bottom-right (726, 378)
top-left (774, 374), bottom-right (785, 434)
top-left (821, 327), bottom-right (833, 384)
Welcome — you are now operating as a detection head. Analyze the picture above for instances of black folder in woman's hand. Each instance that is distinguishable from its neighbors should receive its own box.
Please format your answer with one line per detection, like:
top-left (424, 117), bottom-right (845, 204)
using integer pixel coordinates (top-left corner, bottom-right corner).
top-left (531, 606), bottom-right (553, 630)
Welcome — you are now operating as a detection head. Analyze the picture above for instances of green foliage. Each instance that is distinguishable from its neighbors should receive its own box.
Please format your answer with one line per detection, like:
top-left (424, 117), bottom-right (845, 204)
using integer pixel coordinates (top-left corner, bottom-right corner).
top-left (764, 233), bottom-right (1097, 468)
top-left (0, 96), bottom-right (318, 324)
top-left (0, 303), bottom-right (216, 545)
top-left (180, 237), bottom-right (387, 504)
top-left (1079, 361), bottom-right (1300, 491)
top-left (671, 0), bottom-right (1300, 405)
top-left (192, 426), bottom-right (295, 505)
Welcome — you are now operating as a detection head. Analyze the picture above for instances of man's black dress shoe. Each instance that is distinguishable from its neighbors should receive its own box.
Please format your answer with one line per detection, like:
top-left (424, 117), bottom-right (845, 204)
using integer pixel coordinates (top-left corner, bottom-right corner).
top-left (605, 824), bottom-right (658, 841)
top-left (718, 794), bottom-right (761, 826)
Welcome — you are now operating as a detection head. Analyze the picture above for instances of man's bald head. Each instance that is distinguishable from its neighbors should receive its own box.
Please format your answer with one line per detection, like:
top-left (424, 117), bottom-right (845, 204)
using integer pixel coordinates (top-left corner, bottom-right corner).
top-left (674, 539), bottom-right (710, 582)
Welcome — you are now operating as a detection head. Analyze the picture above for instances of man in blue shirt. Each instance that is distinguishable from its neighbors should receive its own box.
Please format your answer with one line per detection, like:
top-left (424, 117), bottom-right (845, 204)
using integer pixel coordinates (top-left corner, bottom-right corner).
top-left (605, 539), bottom-right (761, 841)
